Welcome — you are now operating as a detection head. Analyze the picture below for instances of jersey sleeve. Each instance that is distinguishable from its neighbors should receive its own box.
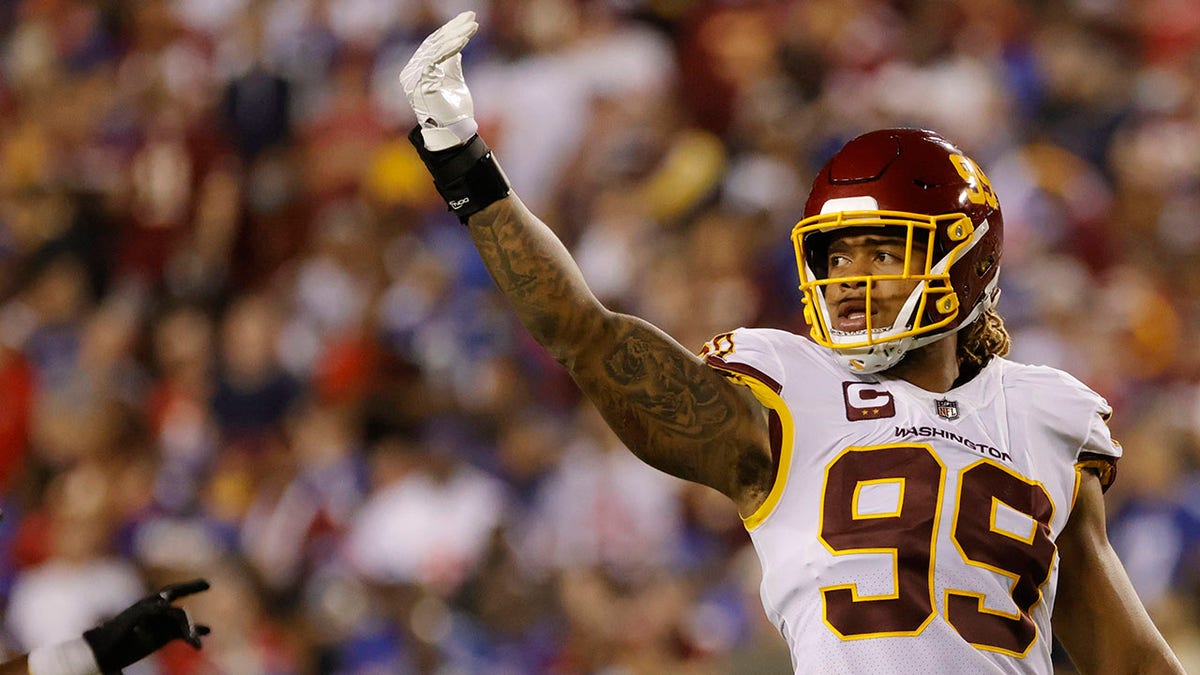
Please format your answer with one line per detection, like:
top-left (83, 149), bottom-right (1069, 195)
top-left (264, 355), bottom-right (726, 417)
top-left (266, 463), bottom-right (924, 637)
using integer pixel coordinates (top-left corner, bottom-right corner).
top-left (1026, 366), bottom-right (1122, 491)
top-left (700, 328), bottom-right (794, 531)
top-left (699, 328), bottom-right (787, 399)
top-left (1076, 394), bottom-right (1120, 491)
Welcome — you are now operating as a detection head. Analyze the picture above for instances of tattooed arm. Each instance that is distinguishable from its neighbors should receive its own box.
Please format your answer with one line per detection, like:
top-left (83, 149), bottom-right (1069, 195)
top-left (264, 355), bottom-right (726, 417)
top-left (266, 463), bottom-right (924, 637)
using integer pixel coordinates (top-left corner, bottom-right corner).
top-left (399, 13), bottom-right (772, 513)
top-left (470, 196), bottom-right (773, 514)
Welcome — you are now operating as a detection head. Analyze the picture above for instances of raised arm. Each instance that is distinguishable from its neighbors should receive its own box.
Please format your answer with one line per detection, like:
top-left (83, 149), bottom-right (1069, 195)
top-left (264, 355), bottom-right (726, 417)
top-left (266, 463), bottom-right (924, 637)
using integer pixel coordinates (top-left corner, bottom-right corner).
top-left (473, 197), bottom-right (772, 511)
top-left (1052, 472), bottom-right (1184, 674)
top-left (400, 13), bottom-right (772, 514)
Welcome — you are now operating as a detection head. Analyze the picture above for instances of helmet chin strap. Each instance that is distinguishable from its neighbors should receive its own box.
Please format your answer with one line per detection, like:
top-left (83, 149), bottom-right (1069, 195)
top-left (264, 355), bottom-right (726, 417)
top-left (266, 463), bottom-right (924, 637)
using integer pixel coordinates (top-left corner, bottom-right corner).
top-left (817, 273), bottom-right (925, 373)
top-left (832, 340), bottom-right (909, 374)
top-left (830, 274), bottom-right (1001, 374)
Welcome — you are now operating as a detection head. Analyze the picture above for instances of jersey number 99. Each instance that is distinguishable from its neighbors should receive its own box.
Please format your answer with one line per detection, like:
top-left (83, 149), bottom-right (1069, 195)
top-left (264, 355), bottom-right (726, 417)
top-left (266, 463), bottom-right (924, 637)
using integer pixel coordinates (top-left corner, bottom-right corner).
top-left (818, 443), bottom-right (1056, 656)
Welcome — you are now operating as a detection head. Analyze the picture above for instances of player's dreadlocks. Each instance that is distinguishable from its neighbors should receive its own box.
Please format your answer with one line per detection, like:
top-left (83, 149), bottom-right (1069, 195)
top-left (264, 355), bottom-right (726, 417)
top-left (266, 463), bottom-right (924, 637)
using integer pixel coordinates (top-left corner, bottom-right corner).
top-left (958, 306), bottom-right (1010, 372)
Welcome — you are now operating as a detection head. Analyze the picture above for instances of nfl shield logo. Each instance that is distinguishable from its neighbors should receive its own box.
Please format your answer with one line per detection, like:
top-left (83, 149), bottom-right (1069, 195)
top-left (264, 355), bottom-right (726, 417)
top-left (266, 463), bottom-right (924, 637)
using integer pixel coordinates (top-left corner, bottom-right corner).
top-left (935, 399), bottom-right (959, 420)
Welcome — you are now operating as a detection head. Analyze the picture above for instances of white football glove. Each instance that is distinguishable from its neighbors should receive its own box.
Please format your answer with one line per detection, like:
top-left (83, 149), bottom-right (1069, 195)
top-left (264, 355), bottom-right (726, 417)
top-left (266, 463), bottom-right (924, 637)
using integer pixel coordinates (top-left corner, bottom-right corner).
top-left (400, 11), bottom-right (480, 152)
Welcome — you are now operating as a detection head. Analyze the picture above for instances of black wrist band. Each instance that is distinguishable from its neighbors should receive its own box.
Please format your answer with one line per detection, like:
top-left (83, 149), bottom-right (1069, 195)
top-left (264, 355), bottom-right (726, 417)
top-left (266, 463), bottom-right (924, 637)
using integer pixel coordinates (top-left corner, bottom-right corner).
top-left (408, 126), bottom-right (512, 224)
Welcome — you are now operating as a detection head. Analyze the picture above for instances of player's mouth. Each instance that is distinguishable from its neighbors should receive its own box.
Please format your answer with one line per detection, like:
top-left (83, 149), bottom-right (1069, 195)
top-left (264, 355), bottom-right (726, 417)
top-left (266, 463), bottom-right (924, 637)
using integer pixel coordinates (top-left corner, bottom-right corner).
top-left (835, 300), bottom-right (873, 332)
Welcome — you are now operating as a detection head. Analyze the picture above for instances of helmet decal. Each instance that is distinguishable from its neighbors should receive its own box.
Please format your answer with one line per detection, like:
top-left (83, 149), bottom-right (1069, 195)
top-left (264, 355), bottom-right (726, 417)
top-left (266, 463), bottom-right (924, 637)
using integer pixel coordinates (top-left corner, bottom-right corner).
top-left (948, 154), bottom-right (999, 210)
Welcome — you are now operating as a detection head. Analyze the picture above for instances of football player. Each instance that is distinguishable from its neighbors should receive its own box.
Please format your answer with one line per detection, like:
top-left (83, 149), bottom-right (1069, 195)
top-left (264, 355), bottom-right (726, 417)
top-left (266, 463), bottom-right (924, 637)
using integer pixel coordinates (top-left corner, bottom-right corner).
top-left (2, 579), bottom-right (209, 675)
top-left (400, 12), bottom-right (1185, 674)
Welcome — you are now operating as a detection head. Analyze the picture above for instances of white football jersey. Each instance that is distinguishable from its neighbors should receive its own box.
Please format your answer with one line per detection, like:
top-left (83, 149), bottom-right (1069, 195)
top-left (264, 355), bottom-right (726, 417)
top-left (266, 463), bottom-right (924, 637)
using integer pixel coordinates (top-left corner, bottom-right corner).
top-left (701, 328), bottom-right (1120, 675)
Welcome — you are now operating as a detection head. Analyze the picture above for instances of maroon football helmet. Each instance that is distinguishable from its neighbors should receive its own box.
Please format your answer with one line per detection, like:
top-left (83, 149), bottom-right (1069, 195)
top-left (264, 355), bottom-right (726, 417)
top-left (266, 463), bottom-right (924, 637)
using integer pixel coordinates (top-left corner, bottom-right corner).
top-left (792, 129), bottom-right (1003, 372)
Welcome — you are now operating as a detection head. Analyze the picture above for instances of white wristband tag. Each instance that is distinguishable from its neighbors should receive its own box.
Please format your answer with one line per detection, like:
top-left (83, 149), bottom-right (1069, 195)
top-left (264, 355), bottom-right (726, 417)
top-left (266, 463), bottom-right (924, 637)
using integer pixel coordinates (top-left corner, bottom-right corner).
top-left (28, 638), bottom-right (101, 675)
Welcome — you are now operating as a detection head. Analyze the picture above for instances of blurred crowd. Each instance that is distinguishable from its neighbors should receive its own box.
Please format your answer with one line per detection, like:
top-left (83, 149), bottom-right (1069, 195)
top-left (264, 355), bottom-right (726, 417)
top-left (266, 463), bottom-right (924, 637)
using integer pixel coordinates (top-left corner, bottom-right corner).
top-left (1, 0), bottom-right (1199, 673)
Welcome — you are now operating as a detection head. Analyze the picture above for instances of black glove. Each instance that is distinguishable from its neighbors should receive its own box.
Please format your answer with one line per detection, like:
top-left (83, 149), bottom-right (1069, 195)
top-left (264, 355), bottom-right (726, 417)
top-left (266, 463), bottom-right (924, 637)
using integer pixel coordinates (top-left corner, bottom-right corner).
top-left (82, 579), bottom-right (211, 674)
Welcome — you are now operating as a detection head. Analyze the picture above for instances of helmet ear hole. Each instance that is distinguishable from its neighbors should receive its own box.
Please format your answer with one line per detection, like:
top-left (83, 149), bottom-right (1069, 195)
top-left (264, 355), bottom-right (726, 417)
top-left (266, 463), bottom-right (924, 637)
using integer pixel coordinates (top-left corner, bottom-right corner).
top-left (975, 252), bottom-right (996, 277)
